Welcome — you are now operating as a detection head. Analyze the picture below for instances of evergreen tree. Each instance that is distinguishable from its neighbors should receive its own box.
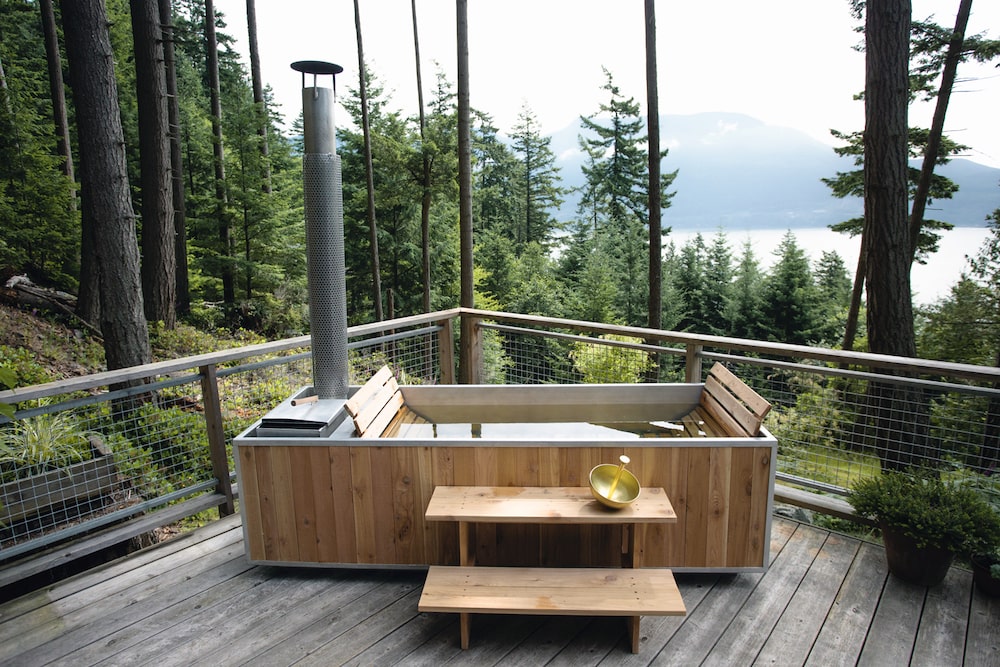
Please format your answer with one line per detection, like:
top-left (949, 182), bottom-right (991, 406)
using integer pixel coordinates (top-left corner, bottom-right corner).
top-left (472, 111), bottom-right (520, 242)
top-left (506, 242), bottom-right (565, 318)
top-left (421, 72), bottom-right (460, 313)
top-left (572, 68), bottom-right (675, 326)
top-left (339, 66), bottom-right (419, 322)
top-left (918, 276), bottom-right (993, 365)
top-left (62, 0), bottom-right (151, 373)
top-left (659, 240), bottom-right (684, 331)
top-left (823, 128), bottom-right (961, 262)
top-left (475, 228), bottom-right (516, 308)
top-left (702, 231), bottom-right (734, 335)
top-left (570, 239), bottom-right (619, 325)
top-left (728, 239), bottom-right (766, 340)
top-left (131, 0), bottom-right (176, 328)
top-left (761, 231), bottom-right (819, 345)
top-left (673, 233), bottom-right (708, 333)
top-left (0, 1), bottom-right (78, 286)
top-left (814, 250), bottom-right (852, 345)
top-left (508, 103), bottom-right (565, 251)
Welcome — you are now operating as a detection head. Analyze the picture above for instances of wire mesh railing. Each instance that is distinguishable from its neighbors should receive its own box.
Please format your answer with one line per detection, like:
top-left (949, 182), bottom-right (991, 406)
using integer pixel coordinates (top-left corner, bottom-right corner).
top-left (0, 313), bottom-right (453, 562)
top-left (470, 310), bottom-right (1000, 508)
top-left (2, 307), bottom-right (999, 565)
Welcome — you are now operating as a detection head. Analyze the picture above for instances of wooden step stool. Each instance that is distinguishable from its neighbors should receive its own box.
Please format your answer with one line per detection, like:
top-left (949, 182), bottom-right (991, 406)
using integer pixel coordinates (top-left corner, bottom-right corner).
top-left (418, 486), bottom-right (686, 653)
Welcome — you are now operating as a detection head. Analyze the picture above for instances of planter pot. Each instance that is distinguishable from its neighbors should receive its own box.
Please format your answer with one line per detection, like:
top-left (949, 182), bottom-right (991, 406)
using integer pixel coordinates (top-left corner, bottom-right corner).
top-left (0, 455), bottom-right (118, 528)
top-left (880, 523), bottom-right (955, 587)
top-left (971, 555), bottom-right (1000, 597)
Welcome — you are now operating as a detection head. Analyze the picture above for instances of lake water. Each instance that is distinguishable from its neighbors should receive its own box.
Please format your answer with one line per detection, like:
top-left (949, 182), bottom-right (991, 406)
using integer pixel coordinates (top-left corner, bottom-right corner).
top-left (670, 226), bottom-right (992, 306)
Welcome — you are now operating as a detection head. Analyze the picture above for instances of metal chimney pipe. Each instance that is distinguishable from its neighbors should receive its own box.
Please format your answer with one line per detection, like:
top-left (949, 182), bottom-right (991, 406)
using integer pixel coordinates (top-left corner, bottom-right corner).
top-left (293, 60), bottom-right (348, 400)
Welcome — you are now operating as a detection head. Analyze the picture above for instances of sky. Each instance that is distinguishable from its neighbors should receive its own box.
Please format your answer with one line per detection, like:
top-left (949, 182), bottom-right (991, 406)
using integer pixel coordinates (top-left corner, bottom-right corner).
top-left (216, 0), bottom-right (1000, 168)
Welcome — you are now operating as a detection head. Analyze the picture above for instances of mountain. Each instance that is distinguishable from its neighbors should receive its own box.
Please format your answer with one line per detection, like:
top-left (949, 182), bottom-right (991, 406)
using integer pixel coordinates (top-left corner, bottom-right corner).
top-left (548, 112), bottom-right (1000, 231)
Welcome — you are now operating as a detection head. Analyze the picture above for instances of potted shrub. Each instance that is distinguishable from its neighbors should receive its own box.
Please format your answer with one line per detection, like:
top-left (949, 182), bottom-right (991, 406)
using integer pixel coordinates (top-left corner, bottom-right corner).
top-left (971, 549), bottom-right (1000, 597)
top-left (849, 472), bottom-right (1000, 587)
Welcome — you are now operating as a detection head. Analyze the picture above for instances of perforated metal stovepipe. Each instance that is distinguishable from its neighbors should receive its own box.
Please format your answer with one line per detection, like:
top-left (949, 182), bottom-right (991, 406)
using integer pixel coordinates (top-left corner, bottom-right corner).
top-left (301, 83), bottom-right (348, 399)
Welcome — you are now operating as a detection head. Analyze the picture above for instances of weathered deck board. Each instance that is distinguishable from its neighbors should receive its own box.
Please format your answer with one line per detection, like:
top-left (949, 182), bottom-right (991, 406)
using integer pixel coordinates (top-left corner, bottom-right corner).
top-left (911, 566), bottom-right (974, 666)
top-left (0, 526), bottom-right (253, 662)
top-left (856, 570), bottom-right (928, 665)
top-left (701, 524), bottom-right (830, 666)
top-left (753, 531), bottom-right (861, 665)
top-left (0, 514), bottom-right (997, 666)
top-left (649, 518), bottom-right (796, 666)
top-left (804, 541), bottom-right (889, 666)
top-left (967, 585), bottom-right (1000, 665)
top-left (235, 575), bottom-right (423, 667)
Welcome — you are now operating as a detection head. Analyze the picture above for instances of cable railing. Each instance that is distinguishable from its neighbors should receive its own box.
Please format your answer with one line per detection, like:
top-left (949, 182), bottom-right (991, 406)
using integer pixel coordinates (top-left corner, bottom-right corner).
top-left (1, 307), bottom-right (997, 569)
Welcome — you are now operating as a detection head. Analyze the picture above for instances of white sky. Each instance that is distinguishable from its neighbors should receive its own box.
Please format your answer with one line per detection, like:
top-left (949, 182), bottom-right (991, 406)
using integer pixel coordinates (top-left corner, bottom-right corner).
top-left (217, 0), bottom-right (1000, 168)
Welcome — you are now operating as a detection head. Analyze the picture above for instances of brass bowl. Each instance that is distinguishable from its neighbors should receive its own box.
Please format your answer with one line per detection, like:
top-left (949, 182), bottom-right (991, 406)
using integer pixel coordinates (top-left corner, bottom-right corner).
top-left (589, 463), bottom-right (641, 509)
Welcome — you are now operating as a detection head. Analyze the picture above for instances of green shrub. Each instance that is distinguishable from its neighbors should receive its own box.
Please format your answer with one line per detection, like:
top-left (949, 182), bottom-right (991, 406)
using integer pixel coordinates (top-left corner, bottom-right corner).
top-left (0, 345), bottom-right (53, 388)
top-left (850, 472), bottom-right (1000, 555)
top-left (570, 335), bottom-right (652, 384)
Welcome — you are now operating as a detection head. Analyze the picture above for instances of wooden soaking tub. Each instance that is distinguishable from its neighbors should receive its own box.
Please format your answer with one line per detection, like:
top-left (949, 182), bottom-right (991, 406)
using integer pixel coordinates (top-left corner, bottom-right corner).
top-left (233, 368), bottom-right (777, 573)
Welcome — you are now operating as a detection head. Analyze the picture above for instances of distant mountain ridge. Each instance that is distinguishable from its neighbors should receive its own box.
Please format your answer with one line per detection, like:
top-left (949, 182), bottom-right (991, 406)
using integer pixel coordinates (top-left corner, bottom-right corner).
top-left (548, 112), bottom-right (1000, 231)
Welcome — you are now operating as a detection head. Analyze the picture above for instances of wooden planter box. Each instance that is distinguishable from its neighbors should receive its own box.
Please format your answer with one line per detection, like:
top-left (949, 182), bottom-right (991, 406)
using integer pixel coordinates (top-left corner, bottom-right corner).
top-left (1, 455), bottom-right (118, 530)
top-left (234, 382), bottom-right (777, 572)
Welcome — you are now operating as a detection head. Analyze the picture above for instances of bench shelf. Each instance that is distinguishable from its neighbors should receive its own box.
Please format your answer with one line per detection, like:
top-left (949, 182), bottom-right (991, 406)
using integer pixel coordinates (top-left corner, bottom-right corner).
top-left (418, 485), bottom-right (685, 653)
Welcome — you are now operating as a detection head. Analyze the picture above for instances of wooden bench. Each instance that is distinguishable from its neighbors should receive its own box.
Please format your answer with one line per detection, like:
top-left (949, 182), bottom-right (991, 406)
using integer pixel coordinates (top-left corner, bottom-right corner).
top-left (420, 566), bottom-right (685, 651)
top-left (342, 365), bottom-right (429, 438)
top-left (679, 362), bottom-right (772, 438)
top-left (418, 486), bottom-right (685, 653)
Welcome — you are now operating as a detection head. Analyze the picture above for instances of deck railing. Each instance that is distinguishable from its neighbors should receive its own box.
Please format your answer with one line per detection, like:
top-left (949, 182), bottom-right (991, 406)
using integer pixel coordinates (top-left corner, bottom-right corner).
top-left (1, 307), bottom-right (998, 567)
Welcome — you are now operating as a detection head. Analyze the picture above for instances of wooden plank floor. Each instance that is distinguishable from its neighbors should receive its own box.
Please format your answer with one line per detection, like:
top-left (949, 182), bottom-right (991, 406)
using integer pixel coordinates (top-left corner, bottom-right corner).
top-left (0, 513), bottom-right (997, 666)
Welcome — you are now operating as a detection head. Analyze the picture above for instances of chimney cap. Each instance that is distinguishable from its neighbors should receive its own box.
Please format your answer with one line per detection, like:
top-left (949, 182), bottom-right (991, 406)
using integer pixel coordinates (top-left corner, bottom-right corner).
top-left (291, 61), bottom-right (343, 76)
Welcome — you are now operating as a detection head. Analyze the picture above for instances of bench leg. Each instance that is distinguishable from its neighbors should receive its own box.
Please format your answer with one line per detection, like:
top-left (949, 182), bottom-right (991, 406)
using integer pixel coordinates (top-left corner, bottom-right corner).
top-left (460, 612), bottom-right (471, 649)
top-left (628, 615), bottom-right (641, 653)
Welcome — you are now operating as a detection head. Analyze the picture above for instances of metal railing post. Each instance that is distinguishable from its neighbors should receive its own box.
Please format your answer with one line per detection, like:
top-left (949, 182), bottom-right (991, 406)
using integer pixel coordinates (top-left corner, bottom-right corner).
top-left (200, 363), bottom-right (235, 516)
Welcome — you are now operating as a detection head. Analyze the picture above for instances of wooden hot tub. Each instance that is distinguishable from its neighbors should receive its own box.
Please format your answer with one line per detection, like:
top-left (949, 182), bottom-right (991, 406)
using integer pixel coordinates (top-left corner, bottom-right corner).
top-left (233, 376), bottom-right (777, 573)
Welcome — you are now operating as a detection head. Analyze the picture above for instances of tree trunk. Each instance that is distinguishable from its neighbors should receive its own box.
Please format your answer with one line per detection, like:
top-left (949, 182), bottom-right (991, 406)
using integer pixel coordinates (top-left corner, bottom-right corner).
top-left (353, 0), bottom-right (383, 321)
top-left (865, 0), bottom-right (931, 472)
top-left (457, 0), bottom-right (475, 383)
top-left (411, 0), bottom-right (431, 314)
top-left (39, 0), bottom-right (76, 211)
top-left (245, 0), bottom-right (271, 194)
top-left (0, 55), bottom-right (21, 160)
top-left (907, 0), bottom-right (972, 262)
top-left (865, 0), bottom-right (915, 359)
top-left (205, 0), bottom-right (234, 307)
top-left (131, 0), bottom-right (176, 329)
top-left (61, 0), bottom-right (151, 374)
top-left (841, 235), bottom-right (867, 353)
top-left (76, 209), bottom-right (100, 325)
top-left (159, 0), bottom-right (190, 316)
top-left (644, 0), bottom-right (662, 382)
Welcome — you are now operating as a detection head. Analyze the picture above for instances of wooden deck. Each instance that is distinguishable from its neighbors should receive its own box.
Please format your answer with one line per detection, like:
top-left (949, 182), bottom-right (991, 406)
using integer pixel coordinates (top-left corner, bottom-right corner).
top-left (0, 513), bottom-right (997, 666)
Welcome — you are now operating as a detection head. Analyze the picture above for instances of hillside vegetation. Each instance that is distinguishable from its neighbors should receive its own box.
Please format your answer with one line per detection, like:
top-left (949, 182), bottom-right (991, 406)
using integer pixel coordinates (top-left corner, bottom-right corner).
top-left (0, 303), bottom-right (254, 389)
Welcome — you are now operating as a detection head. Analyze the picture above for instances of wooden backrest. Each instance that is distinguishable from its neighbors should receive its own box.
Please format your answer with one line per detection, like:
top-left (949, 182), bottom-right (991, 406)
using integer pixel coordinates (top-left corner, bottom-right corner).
top-left (344, 365), bottom-right (405, 438)
top-left (698, 362), bottom-right (772, 437)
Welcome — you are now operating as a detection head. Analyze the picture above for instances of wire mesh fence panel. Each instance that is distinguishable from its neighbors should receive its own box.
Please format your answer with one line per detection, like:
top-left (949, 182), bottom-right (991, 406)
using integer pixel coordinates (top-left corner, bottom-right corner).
top-left (349, 331), bottom-right (441, 385)
top-left (706, 355), bottom-right (1000, 504)
top-left (1, 379), bottom-right (216, 554)
top-left (484, 326), bottom-right (687, 385)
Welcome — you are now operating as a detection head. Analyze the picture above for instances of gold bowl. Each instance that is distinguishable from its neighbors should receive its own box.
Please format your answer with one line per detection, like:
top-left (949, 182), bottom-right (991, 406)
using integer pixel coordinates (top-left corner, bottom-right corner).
top-left (589, 463), bottom-right (641, 509)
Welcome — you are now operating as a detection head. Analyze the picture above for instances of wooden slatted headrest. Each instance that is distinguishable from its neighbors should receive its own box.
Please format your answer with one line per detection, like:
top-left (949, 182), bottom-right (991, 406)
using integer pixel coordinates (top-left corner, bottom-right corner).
top-left (344, 365), bottom-right (403, 437)
top-left (699, 363), bottom-right (772, 437)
